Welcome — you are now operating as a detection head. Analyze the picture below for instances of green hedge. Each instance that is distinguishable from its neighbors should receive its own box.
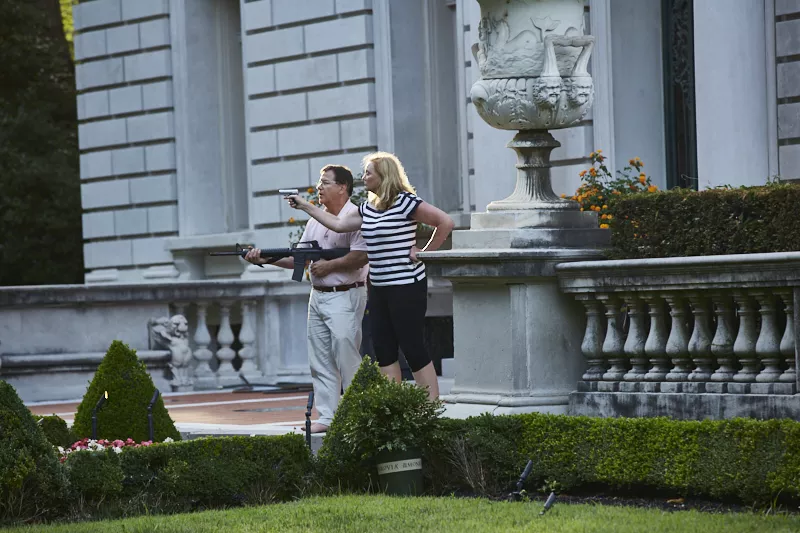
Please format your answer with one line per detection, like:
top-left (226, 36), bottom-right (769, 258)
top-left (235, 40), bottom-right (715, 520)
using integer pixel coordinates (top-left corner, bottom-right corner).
top-left (609, 183), bottom-right (800, 259)
top-left (423, 414), bottom-right (800, 505)
top-left (0, 382), bottom-right (67, 525)
top-left (64, 434), bottom-right (311, 516)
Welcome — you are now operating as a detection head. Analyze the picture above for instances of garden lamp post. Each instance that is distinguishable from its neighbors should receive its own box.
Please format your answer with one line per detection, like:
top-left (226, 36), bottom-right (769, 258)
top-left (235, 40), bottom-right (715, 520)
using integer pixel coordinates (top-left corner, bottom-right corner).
top-left (148, 389), bottom-right (160, 442)
top-left (91, 390), bottom-right (108, 439)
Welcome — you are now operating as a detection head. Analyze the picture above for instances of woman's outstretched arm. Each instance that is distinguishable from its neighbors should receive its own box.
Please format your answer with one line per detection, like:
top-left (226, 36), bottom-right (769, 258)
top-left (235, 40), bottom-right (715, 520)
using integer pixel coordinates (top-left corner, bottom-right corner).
top-left (285, 194), bottom-right (363, 233)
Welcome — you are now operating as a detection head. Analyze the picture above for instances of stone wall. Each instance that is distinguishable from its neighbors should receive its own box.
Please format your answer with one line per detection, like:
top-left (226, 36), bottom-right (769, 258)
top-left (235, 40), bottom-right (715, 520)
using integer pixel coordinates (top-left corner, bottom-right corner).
top-left (242, 0), bottom-right (378, 231)
top-left (777, 0), bottom-right (800, 179)
top-left (73, 0), bottom-right (177, 283)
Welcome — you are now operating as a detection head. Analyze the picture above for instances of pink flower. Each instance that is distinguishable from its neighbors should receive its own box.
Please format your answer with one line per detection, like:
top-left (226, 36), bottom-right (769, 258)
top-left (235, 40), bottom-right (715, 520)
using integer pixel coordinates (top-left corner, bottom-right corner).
top-left (113, 440), bottom-right (125, 448)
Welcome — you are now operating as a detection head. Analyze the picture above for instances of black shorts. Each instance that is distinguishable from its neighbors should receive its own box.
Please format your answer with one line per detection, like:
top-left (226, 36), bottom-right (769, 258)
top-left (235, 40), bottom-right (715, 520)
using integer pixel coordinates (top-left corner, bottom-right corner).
top-left (368, 277), bottom-right (430, 372)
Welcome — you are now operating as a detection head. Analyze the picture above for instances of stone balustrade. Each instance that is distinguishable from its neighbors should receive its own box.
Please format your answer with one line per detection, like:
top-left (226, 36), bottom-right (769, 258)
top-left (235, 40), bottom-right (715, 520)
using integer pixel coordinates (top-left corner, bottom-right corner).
top-left (0, 279), bottom-right (311, 402)
top-left (556, 252), bottom-right (800, 419)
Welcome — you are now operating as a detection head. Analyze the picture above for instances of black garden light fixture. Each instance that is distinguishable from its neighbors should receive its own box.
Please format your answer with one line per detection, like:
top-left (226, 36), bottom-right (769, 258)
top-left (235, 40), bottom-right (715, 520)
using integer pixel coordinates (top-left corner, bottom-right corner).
top-left (305, 390), bottom-right (314, 449)
top-left (147, 389), bottom-right (160, 442)
top-left (91, 390), bottom-right (108, 439)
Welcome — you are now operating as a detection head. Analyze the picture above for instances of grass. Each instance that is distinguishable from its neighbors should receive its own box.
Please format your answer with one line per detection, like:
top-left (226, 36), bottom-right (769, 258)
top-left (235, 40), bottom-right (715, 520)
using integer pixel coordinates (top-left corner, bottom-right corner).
top-left (4, 495), bottom-right (800, 533)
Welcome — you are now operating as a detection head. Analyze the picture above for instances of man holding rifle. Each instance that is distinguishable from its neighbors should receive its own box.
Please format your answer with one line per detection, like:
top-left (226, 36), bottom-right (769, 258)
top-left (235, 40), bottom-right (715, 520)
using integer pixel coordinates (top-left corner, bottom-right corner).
top-left (245, 165), bottom-right (368, 433)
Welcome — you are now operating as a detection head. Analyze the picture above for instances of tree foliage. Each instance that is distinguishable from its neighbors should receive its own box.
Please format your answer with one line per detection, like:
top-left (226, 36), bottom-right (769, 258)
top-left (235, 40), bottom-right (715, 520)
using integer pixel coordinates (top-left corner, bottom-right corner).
top-left (0, 0), bottom-right (83, 286)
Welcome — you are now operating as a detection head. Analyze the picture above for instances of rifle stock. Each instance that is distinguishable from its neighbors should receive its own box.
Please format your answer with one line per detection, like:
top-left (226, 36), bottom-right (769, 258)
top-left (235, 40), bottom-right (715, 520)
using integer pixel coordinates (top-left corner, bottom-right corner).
top-left (208, 241), bottom-right (350, 282)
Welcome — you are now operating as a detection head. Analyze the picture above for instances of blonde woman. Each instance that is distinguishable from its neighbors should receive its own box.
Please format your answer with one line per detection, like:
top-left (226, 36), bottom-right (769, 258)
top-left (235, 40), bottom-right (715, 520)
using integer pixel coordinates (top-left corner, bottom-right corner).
top-left (285, 152), bottom-right (455, 398)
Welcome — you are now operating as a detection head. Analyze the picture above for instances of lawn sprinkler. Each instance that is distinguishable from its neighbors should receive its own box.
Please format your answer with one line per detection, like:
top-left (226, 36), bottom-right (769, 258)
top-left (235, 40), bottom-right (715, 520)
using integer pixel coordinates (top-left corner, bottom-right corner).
top-left (91, 390), bottom-right (108, 439)
top-left (147, 389), bottom-right (160, 442)
top-left (508, 459), bottom-right (533, 502)
top-left (304, 390), bottom-right (314, 449)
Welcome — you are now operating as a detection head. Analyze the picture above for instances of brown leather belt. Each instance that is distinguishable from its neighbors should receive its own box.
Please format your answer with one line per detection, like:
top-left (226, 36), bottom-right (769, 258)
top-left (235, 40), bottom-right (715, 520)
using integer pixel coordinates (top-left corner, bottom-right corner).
top-left (313, 281), bottom-right (366, 293)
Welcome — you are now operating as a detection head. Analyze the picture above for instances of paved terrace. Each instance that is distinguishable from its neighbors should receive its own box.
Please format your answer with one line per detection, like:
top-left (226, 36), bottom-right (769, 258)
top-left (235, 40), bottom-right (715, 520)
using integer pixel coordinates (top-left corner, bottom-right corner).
top-left (26, 377), bottom-right (453, 449)
top-left (27, 388), bottom-right (318, 440)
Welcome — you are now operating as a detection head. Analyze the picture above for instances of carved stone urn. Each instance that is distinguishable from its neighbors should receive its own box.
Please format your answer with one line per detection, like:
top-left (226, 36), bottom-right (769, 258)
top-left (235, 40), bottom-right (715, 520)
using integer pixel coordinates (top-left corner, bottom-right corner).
top-left (470, 0), bottom-right (595, 211)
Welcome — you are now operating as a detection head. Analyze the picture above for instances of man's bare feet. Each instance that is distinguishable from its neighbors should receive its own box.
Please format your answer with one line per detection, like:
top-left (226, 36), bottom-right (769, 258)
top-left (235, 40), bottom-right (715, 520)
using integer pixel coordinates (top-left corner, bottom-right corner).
top-left (309, 423), bottom-right (329, 434)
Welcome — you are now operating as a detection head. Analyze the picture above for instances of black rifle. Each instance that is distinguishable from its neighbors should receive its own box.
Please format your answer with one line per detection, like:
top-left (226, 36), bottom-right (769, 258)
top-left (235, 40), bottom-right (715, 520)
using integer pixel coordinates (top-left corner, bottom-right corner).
top-left (208, 241), bottom-right (350, 282)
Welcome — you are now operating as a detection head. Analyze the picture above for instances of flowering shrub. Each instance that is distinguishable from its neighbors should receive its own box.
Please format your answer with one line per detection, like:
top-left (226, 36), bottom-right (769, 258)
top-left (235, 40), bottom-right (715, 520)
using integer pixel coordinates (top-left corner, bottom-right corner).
top-left (566, 151), bottom-right (659, 229)
top-left (57, 437), bottom-right (174, 462)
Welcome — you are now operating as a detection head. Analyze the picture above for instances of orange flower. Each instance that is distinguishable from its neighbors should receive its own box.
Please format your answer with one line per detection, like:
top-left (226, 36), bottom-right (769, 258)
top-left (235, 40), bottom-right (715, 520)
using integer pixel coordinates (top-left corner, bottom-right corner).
top-left (580, 207), bottom-right (584, 211)
top-left (612, 190), bottom-right (621, 195)
top-left (596, 149), bottom-right (603, 153)
top-left (606, 214), bottom-right (613, 220)
top-left (579, 170), bottom-right (587, 177)
top-left (589, 168), bottom-right (597, 177)
top-left (288, 217), bottom-right (296, 223)
top-left (629, 159), bottom-right (636, 166)
top-left (599, 223), bottom-right (610, 229)
top-left (602, 205), bottom-right (608, 209)
top-left (307, 187), bottom-right (315, 194)
top-left (560, 193), bottom-right (566, 198)
top-left (639, 174), bottom-right (646, 184)
top-left (309, 200), bottom-right (316, 205)
top-left (648, 185), bottom-right (658, 193)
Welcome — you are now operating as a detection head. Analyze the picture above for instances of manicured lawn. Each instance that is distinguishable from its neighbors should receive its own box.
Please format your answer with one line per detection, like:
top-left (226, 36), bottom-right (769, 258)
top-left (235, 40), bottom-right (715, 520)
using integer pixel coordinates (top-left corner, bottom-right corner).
top-left (4, 495), bottom-right (799, 533)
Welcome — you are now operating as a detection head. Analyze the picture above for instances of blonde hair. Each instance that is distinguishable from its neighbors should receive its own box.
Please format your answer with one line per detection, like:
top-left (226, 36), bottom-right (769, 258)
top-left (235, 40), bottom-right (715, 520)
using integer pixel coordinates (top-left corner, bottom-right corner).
top-left (362, 152), bottom-right (416, 211)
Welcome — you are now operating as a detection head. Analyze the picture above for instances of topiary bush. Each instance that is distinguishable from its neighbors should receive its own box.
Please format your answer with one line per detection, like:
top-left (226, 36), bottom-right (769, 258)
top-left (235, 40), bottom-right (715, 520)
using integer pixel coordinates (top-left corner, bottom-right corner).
top-left (36, 414), bottom-right (75, 449)
top-left (71, 341), bottom-right (180, 443)
top-left (609, 182), bottom-right (800, 259)
top-left (315, 356), bottom-right (443, 492)
top-left (315, 356), bottom-right (386, 490)
top-left (0, 381), bottom-right (67, 524)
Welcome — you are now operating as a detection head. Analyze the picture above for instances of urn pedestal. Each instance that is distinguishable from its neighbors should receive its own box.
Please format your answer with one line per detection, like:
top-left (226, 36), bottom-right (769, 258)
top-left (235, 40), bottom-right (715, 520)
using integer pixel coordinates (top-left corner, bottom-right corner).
top-left (418, 0), bottom-right (606, 417)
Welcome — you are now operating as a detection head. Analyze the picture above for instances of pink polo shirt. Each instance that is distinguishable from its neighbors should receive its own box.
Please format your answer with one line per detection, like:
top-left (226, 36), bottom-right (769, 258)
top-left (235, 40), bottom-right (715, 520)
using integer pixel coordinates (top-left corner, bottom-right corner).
top-left (300, 200), bottom-right (368, 287)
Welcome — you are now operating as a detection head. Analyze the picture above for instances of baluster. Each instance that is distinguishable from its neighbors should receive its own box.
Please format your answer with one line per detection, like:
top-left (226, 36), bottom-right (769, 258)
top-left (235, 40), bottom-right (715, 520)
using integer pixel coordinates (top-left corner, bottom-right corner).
top-left (664, 294), bottom-right (692, 382)
top-left (576, 294), bottom-right (606, 381)
top-left (622, 295), bottom-right (648, 381)
top-left (687, 293), bottom-right (714, 382)
top-left (776, 290), bottom-right (796, 384)
top-left (642, 294), bottom-right (670, 382)
top-left (238, 300), bottom-right (260, 380)
top-left (710, 293), bottom-right (738, 382)
top-left (732, 292), bottom-right (760, 383)
top-left (599, 295), bottom-right (627, 381)
top-left (753, 291), bottom-right (783, 382)
top-left (216, 300), bottom-right (238, 385)
top-left (193, 302), bottom-right (216, 389)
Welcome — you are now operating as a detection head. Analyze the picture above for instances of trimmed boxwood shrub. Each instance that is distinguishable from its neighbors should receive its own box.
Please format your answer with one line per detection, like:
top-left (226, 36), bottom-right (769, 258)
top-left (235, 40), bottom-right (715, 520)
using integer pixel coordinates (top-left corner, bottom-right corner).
top-left (36, 414), bottom-right (76, 449)
top-left (424, 413), bottom-right (800, 505)
top-left (609, 183), bottom-right (800, 259)
top-left (0, 381), bottom-right (67, 524)
top-left (71, 341), bottom-right (181, 443)
top-left (64, 434), bottom-right (311, 515)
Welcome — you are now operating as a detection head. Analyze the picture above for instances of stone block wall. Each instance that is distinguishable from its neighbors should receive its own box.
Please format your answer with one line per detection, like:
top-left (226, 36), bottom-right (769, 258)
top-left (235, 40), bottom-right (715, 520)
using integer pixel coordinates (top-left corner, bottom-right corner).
top-left (776, 0), bottom-right (800, 179)
top-left (73, 0), bottom-right (177, 282)
top-left (242, 0), bottom-right (378, 231)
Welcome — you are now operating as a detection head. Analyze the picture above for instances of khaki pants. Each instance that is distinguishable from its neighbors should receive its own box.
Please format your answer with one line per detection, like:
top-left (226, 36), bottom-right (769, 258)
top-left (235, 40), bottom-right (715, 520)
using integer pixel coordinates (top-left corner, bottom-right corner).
top-left (307, 285), bottom-right (368, 426)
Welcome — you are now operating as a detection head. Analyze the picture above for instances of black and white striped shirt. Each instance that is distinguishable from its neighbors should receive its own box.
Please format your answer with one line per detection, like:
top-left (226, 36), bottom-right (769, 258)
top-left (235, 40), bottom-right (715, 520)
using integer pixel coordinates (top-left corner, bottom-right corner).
top-left (359, 192), bottom-right (426, 286)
